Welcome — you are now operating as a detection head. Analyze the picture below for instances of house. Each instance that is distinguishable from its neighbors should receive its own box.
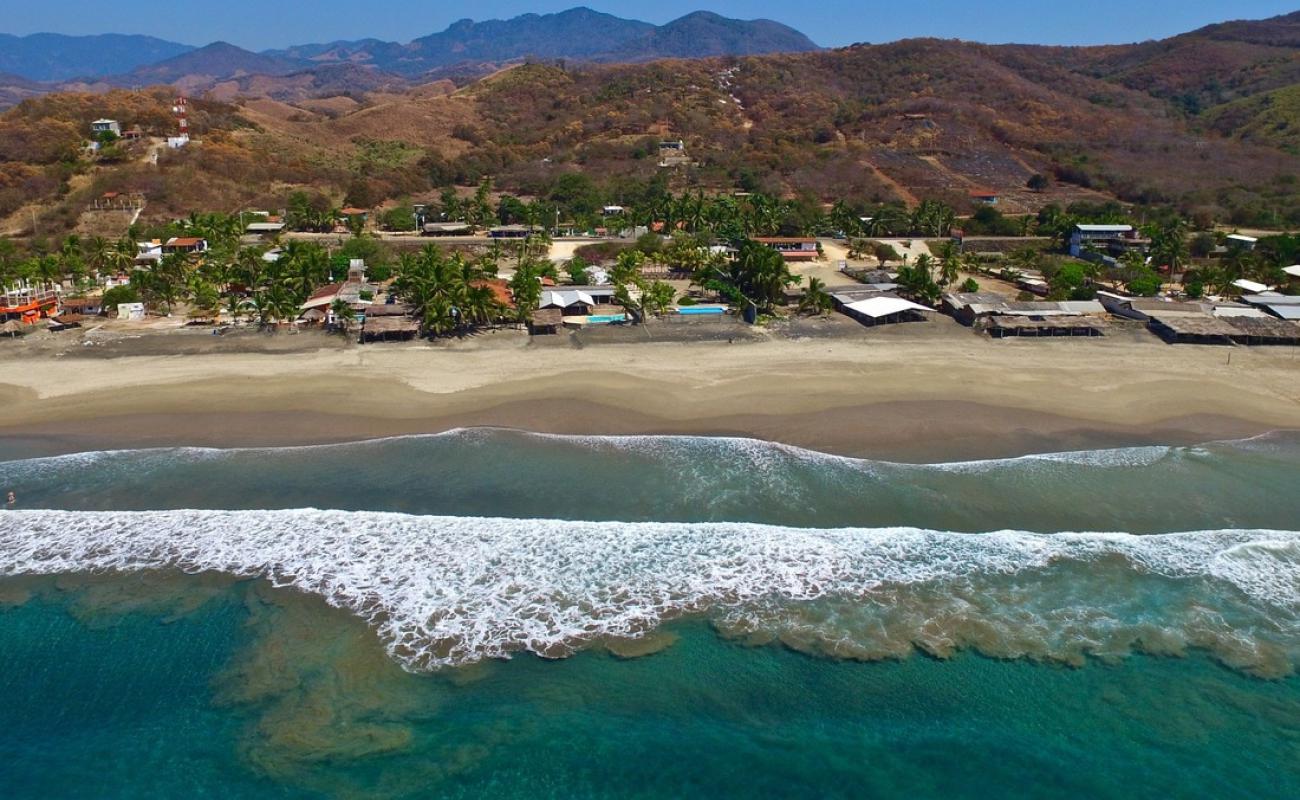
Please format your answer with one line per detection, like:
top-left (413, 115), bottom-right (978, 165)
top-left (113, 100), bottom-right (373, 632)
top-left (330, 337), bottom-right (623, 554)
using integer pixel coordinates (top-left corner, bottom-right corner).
top-left (754, 238), bottom-right (818, 261)
top-left (60, 296), bottom-right (104, 316)
top-left (299, 281), bottom-right (371, 324)
top-left (162, 237), bottom-right (208, 255)
top-left (658, 140), bottom-right (693, 168)
top-left (1068, 224), bottom-right (1136, 258)
top-left (300, 283), bottom-right (345, 315)
top-left (90, 119), bottom-right (122, 137)
top-left (135, 240), bottom-right (164, 264)
top-left (245, 221), bottom-right (285, 237)
top-left (472, 279), bottom-right (516, 313)
top-left (1225, 234), bottom-right (1258, 251)
top-left (968, 189), bottom-right (999, 206)
top-left (539, 286), bottom-right (619, 316)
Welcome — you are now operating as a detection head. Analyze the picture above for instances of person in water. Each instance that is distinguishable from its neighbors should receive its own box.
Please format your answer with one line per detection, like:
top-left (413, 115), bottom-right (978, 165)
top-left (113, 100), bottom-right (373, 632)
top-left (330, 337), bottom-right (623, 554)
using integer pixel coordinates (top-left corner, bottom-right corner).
top-left (4, 491), bottom-right (14, 508)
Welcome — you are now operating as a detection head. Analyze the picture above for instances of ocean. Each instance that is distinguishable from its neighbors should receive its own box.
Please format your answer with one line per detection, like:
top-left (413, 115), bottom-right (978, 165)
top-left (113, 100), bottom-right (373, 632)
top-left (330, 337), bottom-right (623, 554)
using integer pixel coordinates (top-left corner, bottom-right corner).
top-left (1, 429), bottom-right (1298, 798)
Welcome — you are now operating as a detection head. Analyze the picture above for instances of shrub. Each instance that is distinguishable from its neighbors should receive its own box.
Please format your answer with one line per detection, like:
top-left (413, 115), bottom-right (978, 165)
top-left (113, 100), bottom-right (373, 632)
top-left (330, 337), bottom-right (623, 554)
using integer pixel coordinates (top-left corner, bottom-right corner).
top-left (102, 284), bottom-right (139, 312)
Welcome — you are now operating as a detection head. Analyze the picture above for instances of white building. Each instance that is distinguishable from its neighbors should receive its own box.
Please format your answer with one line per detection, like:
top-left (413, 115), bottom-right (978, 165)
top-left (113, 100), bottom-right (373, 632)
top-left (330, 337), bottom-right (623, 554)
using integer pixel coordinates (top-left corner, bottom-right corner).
top-left (91, 119), bottom-right (122, 137)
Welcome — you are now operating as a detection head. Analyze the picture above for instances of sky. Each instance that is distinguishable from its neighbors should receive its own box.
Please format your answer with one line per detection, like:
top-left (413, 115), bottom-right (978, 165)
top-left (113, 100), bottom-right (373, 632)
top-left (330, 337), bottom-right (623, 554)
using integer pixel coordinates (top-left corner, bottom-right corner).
top-left (3, 1), bottom-right (1298, 51)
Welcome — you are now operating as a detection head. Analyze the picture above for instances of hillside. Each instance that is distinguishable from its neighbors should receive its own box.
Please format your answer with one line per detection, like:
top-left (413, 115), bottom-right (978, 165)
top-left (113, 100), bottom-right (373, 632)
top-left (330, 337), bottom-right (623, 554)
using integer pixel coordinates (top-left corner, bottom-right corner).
top-left (7, 13), bottom-right (1300, 238)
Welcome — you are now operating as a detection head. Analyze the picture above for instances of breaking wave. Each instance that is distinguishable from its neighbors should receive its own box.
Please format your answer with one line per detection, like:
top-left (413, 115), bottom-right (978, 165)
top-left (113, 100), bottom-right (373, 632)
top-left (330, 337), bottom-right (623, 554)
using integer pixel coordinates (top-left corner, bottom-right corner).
top-left (1, 510), bottom-right (1297, 675)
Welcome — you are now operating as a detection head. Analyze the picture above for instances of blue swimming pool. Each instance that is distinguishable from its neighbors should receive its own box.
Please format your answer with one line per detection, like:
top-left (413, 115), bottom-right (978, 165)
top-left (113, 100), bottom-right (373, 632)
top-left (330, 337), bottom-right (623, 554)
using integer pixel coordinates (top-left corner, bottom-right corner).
top-left (677, 306), bottom-right (727, 316)
top-left (587, 314), bottom-right (627, 324)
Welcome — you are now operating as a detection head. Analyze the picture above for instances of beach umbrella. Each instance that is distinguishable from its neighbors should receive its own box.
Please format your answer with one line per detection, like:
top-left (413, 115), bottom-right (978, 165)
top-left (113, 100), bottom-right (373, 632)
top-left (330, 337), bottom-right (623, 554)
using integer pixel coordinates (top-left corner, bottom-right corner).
top-left (0, 319), bottom-right (26, 337)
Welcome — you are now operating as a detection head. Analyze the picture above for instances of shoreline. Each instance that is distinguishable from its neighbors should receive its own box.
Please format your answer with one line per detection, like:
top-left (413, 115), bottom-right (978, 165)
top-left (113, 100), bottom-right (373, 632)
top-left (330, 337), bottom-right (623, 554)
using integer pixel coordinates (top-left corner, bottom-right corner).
top-left (2, 331), bottom-right (1299, 462)
top-left (0, 405), bottom-right (1282, 464)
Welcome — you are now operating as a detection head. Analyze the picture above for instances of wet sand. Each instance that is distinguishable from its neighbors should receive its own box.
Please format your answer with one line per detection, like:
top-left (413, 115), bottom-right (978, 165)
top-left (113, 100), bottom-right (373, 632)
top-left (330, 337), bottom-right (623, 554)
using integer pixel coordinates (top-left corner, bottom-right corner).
top-left (1, 324), bottom-right (1298, 461)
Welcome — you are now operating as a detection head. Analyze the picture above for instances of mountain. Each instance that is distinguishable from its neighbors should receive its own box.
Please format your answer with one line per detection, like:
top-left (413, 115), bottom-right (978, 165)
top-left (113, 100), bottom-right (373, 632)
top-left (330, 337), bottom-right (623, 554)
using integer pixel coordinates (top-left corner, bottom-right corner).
top-left (262, 8), bottom-right (818, 77)
top-left (607, 11), bottom-right (819, 60)
top-left (7, 10), bottom-right (1300, 236)
top-left (0, 33), bottom-right (194, 81)
top-left (0, 70), bottom-right (47, 108)
top-left (119, 42), bottom-right (306, 86)
top-left (1, 9), bottom-right (819, 93)
top-left (397, 8), bottom-right (655, 72)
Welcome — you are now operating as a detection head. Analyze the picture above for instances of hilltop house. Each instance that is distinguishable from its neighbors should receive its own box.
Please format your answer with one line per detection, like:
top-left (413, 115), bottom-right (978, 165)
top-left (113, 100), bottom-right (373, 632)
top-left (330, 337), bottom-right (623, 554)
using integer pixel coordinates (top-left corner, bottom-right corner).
top-left (968, 189), bottom-right (999, 206)
top-left (658, 140), bottom-right (693, 168)
top-left (90, 119), bottom-right (122, 137)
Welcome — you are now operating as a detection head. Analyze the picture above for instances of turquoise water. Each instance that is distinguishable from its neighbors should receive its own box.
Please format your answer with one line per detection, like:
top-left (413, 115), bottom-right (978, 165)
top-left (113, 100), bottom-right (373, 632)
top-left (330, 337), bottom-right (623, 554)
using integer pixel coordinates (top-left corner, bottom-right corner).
top-left (1, 430), bottom-right (1299, 797)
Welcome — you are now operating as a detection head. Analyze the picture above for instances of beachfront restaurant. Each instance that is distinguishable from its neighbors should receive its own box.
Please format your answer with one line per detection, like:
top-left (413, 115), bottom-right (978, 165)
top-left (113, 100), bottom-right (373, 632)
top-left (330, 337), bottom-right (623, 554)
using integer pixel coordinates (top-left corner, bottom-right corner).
top-left (1, 286), bottom-right (60, 325)
top-left (832, 290), bottom-right (932, 327)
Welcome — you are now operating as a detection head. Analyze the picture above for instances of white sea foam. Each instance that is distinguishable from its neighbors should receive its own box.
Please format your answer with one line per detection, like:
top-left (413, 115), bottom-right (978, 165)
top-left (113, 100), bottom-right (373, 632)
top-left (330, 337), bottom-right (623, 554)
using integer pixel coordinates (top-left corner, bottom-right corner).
top-left (1, 510), bottom-right (1297, 672)
top-left (6, 426), bottom-right (1294, 474)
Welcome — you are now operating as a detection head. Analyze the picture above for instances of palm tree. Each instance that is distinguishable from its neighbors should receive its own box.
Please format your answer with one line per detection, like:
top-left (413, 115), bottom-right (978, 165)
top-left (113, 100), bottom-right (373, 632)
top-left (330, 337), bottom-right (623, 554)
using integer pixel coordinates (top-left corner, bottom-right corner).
top-left (935, 240), bottom-right (961, 286)
top-left (799, 277), bottom-right (833, 315)
top-left (330, 297), bottom-right (356, 333)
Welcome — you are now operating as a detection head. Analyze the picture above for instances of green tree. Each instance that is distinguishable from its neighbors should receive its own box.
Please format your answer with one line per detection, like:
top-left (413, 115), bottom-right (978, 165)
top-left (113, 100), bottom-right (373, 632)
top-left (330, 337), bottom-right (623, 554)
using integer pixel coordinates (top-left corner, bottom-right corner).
top-left (798, 277), bottom-right (834, 315)
top-left (873, 242), bottom-right (901, 268)
top-left (566, 256), bottom-right (590, 286)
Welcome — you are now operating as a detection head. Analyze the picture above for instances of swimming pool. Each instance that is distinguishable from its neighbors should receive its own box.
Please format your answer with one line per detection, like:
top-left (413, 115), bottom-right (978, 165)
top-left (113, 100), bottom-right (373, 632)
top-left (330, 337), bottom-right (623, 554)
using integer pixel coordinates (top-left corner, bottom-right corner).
top-left (677, 306), bottom-right (727, 315)
top-left (587, 314), bottom-right (627, 324)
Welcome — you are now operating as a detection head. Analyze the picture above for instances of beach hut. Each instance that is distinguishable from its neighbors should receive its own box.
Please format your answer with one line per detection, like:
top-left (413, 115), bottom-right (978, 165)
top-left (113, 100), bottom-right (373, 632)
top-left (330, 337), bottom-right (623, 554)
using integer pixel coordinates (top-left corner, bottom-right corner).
top-left (529, 308), bottom-right (564, 335)
top-left (1223, 316), bottom-right (1300, 345)
top-left (1146, 312), bottom-right (1239, 345)
top-left (360, 316), bottom-right (419, 342)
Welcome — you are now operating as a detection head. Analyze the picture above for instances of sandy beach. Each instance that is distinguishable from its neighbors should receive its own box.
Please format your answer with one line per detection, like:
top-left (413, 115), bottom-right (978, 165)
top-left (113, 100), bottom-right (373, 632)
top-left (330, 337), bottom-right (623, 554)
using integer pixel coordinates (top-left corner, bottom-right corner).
top-left (1, 316), bottom-right (1298, 462)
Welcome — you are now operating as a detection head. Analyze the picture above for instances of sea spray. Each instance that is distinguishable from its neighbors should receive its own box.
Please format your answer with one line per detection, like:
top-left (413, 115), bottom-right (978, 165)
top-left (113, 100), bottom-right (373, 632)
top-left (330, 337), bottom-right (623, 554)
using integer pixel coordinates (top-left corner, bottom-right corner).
top-left (1, 510), bottom-right (1297, 674)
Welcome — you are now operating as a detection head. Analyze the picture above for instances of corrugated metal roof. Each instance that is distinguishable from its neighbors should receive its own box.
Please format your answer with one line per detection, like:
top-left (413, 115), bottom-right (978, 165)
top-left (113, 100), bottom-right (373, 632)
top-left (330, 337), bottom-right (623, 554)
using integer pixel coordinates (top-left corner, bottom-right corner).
top-left (844, 297), bottom-right (932, 318)
top-left (1075, 224), bottom-right (1133, 233)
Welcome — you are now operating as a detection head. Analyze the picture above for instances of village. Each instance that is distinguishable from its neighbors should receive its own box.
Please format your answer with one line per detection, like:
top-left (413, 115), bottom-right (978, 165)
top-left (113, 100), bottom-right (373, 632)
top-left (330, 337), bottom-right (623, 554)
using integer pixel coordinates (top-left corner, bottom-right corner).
top-left (3, 115), bottom-right (1300, 350)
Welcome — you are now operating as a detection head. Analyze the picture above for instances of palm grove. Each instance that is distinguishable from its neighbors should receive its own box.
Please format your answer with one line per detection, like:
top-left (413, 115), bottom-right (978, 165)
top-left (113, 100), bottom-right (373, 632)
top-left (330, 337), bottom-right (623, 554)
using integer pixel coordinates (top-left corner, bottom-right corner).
top-left (3, 185), bottom-right (1298, 334)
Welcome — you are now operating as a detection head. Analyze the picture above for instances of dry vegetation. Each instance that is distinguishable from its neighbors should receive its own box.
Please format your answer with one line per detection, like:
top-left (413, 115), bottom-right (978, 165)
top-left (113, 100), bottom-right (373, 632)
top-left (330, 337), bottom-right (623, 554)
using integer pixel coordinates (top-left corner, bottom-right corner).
top-left (7, 18), bottom-right (1300, 239)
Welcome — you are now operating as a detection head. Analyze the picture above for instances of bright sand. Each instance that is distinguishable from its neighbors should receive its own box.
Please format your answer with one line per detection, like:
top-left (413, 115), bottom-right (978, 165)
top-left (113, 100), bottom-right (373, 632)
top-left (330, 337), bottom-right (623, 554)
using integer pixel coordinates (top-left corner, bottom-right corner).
top-left (1, 329), bottom-right (1298, 459)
